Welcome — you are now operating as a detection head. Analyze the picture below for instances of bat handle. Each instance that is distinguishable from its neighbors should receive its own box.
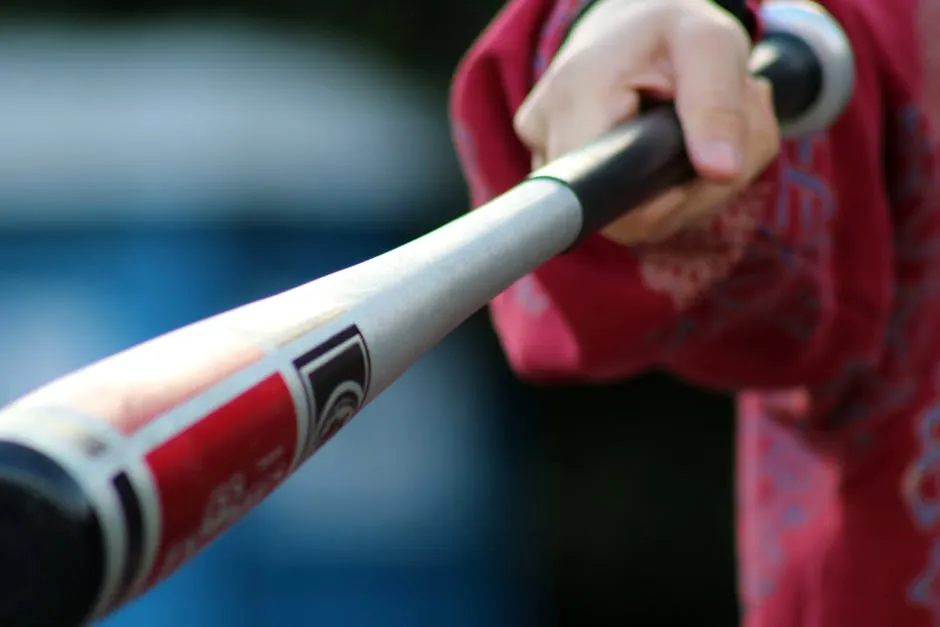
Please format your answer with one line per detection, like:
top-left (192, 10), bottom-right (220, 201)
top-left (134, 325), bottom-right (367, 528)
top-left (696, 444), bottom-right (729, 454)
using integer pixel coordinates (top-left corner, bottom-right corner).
top-left (529, 0), bottom-right (855, 243)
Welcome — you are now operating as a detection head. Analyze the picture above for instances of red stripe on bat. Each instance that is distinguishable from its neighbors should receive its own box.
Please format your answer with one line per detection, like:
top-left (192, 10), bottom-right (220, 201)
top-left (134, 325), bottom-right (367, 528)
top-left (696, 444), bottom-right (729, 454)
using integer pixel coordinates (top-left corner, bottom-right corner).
top-left (140, 372), bottom-right (298, 589)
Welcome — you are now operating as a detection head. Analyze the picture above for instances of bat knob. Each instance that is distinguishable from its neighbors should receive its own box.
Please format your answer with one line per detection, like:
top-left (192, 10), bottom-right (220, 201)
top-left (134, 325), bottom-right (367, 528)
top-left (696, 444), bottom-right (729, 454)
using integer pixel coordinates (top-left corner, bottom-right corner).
top-left (761, 0), bottom-right (855, 138)
top-left (0, 440), bottom-right (104, 627)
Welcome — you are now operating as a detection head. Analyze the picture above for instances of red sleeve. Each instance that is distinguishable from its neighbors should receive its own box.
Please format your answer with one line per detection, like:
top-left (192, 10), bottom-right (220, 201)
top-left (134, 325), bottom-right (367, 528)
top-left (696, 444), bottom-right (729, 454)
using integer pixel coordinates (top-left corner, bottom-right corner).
top-left (449, 0), bottom-right (918, 401)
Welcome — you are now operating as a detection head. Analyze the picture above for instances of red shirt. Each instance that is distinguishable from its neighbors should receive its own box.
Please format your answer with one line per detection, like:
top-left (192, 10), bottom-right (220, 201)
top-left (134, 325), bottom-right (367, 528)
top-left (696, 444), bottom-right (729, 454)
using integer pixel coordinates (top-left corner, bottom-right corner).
top-left (449, 0), bottom-right (940, 625)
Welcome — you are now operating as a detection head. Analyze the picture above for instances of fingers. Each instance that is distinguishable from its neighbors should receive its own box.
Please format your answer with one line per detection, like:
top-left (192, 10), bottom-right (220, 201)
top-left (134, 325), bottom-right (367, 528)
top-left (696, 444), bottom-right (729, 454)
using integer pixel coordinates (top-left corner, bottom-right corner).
top-left (548, 92), bottom-right (639, 160)
top-left (747, 77), bottom-right (781, 169)
top-left (669, 8), bottom-right (751, 182)
top-left (516, 0), bottom-right (753, 178)
top-left (513, 1), bottom-right (661, 162)
top-left (600, 76), bottom-right (779, 246)
top-left (515, 77), bottom-right (640, 162)
top-left (655, 77), bottom-right (779, 240)
top-left (513, 0), bottom-right (780, 250)
top-left (600, 186), bottom-right (690, 245)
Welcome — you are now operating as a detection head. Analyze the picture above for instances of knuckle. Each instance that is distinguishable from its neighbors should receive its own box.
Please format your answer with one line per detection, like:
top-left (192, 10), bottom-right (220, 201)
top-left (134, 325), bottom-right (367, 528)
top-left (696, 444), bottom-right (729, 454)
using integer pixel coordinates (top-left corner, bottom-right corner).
top-left (679, 12), bottom-right (750, 65)
top-left (527, 64), bottom-right (573, 101)
top-left (684, 11), bottom-right (745, 43)
top-left (714, 12), bottom-right (751, 47)
top-left (513, 93), bottom-right (553, 149)
top-left (515, 60), bottom-right (599, 153)
top-left (512, 106), bottom-right (539, 146)
top-left (541, 53), bottom-right (590, 95)
top-left (513, 63), bottom-right (574, 143)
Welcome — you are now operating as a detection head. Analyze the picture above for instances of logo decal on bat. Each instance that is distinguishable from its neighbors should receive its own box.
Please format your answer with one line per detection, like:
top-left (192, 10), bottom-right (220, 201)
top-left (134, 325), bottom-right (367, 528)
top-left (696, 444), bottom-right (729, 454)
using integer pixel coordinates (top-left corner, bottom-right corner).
top-left (292, 325), bottom-right (371, 459)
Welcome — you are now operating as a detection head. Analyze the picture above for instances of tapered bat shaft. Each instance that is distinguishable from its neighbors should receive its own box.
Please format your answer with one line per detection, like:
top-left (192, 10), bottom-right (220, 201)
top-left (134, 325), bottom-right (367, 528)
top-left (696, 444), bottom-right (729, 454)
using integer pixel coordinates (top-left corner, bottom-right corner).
top-left (0, 3), bottom-right (854, 625)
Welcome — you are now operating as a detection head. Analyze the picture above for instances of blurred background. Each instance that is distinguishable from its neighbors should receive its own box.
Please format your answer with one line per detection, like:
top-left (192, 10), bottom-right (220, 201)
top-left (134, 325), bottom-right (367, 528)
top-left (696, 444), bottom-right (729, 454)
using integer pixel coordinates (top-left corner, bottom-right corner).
top-left (0, 1), bottom-right (737, 626)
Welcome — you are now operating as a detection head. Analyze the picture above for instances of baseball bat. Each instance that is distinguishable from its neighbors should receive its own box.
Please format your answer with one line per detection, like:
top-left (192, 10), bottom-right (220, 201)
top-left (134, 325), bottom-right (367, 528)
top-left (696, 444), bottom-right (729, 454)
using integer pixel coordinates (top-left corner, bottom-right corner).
top-left (0, 2), bottom-right (853, 625)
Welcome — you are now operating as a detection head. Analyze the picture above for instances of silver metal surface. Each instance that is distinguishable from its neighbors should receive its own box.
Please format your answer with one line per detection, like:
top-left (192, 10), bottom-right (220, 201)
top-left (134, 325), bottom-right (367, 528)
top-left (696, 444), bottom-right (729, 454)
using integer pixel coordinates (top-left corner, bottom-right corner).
top-left (760, 0), bottom-right (856, 138)
top-left (0, 178), bottom-right (581, 625)
top-left (315, 178), bottom-right (583, 403)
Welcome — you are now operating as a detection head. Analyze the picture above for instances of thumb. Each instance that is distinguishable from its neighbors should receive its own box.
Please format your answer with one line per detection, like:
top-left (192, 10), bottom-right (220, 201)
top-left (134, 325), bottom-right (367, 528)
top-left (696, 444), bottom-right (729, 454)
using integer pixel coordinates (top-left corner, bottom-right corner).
top-left (669, 12), bottom-right (751, 182)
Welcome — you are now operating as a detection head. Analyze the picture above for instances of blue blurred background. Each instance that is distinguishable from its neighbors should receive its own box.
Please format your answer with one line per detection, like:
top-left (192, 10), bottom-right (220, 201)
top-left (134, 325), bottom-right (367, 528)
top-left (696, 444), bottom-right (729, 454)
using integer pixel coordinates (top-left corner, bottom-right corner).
top-left (0, 3), bottom-right (739, 626)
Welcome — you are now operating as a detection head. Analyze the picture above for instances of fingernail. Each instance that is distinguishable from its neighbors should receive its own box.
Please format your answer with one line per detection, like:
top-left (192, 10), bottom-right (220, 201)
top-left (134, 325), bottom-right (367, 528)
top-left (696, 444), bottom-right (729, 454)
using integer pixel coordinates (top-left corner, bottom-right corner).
top-left (693, 140), bottom-right (741, 176)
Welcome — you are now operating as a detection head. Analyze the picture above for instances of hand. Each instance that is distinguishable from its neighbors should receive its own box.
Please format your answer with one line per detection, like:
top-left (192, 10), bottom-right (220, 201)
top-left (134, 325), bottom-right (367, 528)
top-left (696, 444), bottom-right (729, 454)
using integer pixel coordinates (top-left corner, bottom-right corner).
top-left (513, 0), bottom-right (780, 245)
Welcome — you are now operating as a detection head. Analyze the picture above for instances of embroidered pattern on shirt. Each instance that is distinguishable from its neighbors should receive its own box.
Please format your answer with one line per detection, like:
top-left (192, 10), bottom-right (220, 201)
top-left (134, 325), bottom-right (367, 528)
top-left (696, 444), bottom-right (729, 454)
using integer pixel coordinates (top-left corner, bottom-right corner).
top-left (739, 404), bottom-right (831, 606)
top-left (636, 136), bottom-right (834, 359)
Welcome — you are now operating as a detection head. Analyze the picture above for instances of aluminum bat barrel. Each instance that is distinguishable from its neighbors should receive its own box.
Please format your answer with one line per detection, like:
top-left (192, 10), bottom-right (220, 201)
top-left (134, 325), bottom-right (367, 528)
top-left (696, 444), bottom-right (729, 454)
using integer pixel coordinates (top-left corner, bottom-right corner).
top-left (0, 2), bottom-right (853, 626)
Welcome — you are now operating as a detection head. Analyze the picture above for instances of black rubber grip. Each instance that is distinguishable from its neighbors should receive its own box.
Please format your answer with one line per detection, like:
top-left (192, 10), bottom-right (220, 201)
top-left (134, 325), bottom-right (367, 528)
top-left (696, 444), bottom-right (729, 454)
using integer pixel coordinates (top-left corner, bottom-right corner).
top-left (530, 32), bottom-right (822, 243)
top-left (714, 0), bottom-right (749, 24)
top-left (0, 440), bottom-right (105, 627)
